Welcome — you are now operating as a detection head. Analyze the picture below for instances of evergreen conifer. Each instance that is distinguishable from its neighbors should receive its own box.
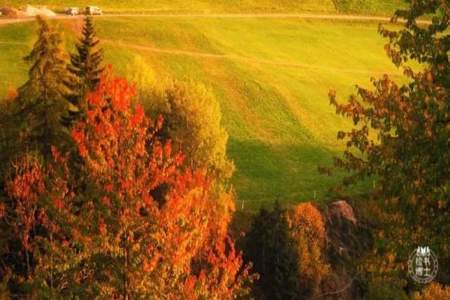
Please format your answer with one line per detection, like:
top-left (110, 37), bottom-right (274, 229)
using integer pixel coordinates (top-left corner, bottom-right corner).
top-left (17, 16), bottom-right (73, 157)
top-left (65, 16), bottom-right (104, 125)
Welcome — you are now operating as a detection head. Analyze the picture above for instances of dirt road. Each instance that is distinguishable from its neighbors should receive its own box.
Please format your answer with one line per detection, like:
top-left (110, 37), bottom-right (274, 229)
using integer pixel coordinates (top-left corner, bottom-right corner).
top-left (0, 13), bottom-right (431, 26)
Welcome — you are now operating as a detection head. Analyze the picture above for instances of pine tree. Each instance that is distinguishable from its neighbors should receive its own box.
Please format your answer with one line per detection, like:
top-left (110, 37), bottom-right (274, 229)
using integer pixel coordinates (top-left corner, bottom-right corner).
top-left (16, 16), bottom-right (73, 157)
top-left (65, 16), bottom-right (104, 125)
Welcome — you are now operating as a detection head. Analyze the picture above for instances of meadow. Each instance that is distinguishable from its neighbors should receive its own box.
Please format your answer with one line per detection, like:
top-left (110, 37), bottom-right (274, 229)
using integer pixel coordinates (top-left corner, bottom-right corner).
top-left (0, 16), bottom-right (403, 208)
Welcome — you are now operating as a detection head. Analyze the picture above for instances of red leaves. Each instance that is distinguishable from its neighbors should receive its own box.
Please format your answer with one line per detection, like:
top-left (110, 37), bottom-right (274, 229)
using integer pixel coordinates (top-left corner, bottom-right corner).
top-left (99, 219), bottom-right (107, 235)
top-left (71, 129), bottom-right (88, 157)
top-left (72, 69), bottom-right (252, 298)
top-left (101, 196), bottom-right (111, 207)
top-left (71, 128), bottom-right (84, 144)
top-left (156, 114), bottom-right (164, 131)
top-left (52, 196), bottom-right (64, 210)
top-left (4, 154), bottom-right (47, 252)
top-left (1, 68), bottom-right (252, 298)
top-left (5, 155), bottom-right (45, 203)
top-left (130, 104), bottom-right (145, 127)
top-left (86, 65), bottom-right (136, 112)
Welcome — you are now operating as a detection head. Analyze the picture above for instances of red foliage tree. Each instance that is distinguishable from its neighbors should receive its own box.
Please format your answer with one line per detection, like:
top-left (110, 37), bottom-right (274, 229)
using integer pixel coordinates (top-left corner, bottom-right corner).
top-left (71, 68), bottom-right (253, 298)
top-left (1, 67), bottom-right (253, 298)
top-left (4, 154), bottom-right (47, 278)
top-left (1, 150), bottom-right (78, 297)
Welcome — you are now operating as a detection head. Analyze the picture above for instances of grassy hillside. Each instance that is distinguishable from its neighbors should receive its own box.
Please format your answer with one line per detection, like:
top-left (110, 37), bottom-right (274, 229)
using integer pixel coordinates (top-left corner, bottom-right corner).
top-left (1, 0), bottom-right (405, 15)
top-left (0, 17), bottom-right (403, 208)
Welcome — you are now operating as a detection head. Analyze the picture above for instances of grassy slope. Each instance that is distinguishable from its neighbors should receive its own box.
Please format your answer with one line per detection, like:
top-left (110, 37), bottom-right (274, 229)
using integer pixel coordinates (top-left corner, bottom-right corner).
top-left (0, 17), bottom-right (402, 209)
top-left (1, 0), bottom-right (405, 15)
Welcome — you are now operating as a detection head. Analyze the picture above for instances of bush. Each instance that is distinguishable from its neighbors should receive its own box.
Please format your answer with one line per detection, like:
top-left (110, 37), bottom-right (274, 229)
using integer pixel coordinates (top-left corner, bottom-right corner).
top-left (288, 203), bottom-right (330, 297)
top-left (144, 80), bottom-right (234, 181)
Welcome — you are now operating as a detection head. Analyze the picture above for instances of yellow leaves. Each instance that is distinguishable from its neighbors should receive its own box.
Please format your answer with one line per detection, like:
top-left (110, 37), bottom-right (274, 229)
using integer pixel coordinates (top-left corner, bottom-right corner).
top-left (412, 283), bottom-right (450, 300)
top-left (288, 203), bottom-right (330, 294)
top-left (385, 252), bottom-right (396, 264)
top-left (126, 55), bottom-right (156, 94)
top-left (425, 71), bottom-right (433, 83)
top-left (289, 202), bottom-right (326, 242)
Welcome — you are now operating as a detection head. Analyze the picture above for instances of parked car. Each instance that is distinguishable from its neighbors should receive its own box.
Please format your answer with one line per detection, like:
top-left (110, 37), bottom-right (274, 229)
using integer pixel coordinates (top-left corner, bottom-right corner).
top-left (65, 7), bottom-right (79, 16)
top-left (85, 6), bottom-right (102, 15)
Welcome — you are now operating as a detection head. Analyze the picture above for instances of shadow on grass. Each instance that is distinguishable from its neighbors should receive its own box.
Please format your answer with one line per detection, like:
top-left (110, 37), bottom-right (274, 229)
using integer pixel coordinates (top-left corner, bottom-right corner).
top-left (228, 138), bottom-right (369, 210)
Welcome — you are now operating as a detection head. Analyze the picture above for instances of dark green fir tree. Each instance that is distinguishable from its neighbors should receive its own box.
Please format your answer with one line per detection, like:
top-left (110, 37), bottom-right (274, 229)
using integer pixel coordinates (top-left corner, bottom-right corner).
top-left (65, 16), bottom-right (104, 125)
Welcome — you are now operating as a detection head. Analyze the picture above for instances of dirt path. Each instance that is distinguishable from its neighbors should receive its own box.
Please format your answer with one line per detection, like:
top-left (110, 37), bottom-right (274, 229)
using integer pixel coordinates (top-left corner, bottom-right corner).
top-left (0, 13), bottom-right (430, 25)
top-left (103, 39), bottom-right (400, 76)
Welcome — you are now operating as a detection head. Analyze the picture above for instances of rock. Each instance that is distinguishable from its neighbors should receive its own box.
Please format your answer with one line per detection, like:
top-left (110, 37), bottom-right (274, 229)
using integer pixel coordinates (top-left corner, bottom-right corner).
top-left (327, 200), bottom-right (357, 226)
top-left (322, 200), bottom-right (372, 299)
top-left (325, 200), bottom-right (368, 261)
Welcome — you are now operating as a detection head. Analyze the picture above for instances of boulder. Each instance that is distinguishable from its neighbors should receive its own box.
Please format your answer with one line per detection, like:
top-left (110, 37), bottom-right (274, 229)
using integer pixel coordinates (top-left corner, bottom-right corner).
top-left (327, 200), bottom-right (357, 226)
top-left (321, 200), bottom-right (372, 300)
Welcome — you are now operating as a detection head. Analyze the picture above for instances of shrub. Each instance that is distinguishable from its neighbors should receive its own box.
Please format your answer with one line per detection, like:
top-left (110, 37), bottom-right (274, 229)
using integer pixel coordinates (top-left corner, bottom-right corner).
top-left (288, 203), bottom-right (330, 297)
top-left (143, 80), bottom-right (234, 181)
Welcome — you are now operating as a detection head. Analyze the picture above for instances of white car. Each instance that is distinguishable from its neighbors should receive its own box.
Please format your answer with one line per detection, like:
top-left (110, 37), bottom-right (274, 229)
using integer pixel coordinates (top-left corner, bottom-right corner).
top-left (85, 6), bottom-right (102, 15)
top-left (65, 7), bottom-right (80, 16)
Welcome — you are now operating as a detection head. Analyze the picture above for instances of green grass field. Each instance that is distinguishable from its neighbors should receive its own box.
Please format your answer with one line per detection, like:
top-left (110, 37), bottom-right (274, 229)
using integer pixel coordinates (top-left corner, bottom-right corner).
top-left (0, 16), bottom-right (403, 208)
top-left (1, 0), bottom-right (405, 15)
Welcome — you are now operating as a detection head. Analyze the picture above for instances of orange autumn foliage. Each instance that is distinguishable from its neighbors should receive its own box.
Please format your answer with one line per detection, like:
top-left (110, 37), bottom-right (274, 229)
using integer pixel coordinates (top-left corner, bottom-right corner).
top-left (1, 68), bottom-right (253, 298)
top-left (55, 68), bottom-right (251, 298)
top-left (4, 154), bottom-right (46, 253)
top-left (413, 283), bottom-right (450, 300)
top-left (288, 202), bottom-right (330, 297)
top-left (1, 151), bottom-right (77, 295)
